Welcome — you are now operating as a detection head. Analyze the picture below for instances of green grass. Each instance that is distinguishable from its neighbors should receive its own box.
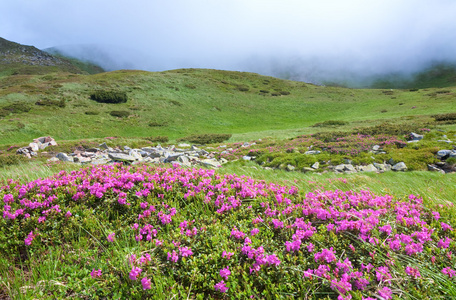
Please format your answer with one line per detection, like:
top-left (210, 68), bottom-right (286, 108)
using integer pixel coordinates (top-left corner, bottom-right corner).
top-left (1, 69), bottom-right (455, 145)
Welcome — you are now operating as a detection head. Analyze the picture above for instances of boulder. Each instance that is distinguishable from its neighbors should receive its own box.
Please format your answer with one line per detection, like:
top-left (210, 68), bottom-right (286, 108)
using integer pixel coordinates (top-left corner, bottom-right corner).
top-left (198, 159), bottom-right (221, 169)
top-left (409, 132), bottom-right (423, 141)
top-left (305, 150), bottom-right (321, 155)
top-left (437, 150), bottom-right (453, 159)
top-left (392, 162), bottom-right (407, 171)
top-left (242, 156), bottom-right (251, 161)
top-left (358, 164), bottom-right (378, 172)
top-left (428, 164), bottom-right (445, 174)
top-left (286, 164), bottom-right (295, 171)
top-left (311, 162), bottom-right (320, 169)
top-left (108, 152), bottom-right (136, 162)
top-left (56, 152), bottom-right (73, 162)
top-left (374, 163), bottom-right (391, 172)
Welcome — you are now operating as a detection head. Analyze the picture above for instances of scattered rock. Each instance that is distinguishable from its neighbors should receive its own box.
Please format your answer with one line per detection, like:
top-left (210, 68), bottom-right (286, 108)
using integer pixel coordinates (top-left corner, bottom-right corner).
top-left (305, 150), bottom-right (321, 155)
top-left (286, 164), bottom-right (295, 171)
top-left (56, 152), bottom-right (73, 162)
top-left (392, 162), bottom-right (407, 171)
top-left (357, 164), bottom-right (378, 172)
top-left (311, 162), bottom-right (320, 169)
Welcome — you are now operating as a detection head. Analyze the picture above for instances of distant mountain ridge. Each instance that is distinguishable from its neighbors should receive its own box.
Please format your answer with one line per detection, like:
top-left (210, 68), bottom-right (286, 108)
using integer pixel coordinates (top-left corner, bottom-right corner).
top-left (0, 37), bottom-right (104, 76)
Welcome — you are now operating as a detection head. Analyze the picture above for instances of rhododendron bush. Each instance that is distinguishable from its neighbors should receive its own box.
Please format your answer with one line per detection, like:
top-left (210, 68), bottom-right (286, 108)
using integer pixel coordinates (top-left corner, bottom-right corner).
top-left (1, 164), bottom-right (455, 299)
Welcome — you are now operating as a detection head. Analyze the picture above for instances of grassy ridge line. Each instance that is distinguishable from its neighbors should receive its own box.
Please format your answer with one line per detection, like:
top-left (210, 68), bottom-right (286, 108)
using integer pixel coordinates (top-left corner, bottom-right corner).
top-left (0, 69), bottom-right (455, 145)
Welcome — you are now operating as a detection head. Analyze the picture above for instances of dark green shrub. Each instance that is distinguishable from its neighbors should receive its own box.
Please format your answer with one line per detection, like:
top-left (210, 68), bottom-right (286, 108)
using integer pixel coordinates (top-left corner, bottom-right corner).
top-left (2, 103), bottom-right (32, 114)
top-left (177, 133), bottom-right (232, 144)
top-left (90, 90), bottom-right (128, 104)
top-left (148, 121), bottom-right (167, 127)
top-left (35, 99), bottom-right (65, 108)
top-left (279, 91), bottom-right (290, 95)
top-left (236, 85), bottom-right (249, 92)
top-left (109, 111), bottom-right (130, 118)
top-left (144, 136), bottom-right (169, 143)
top-left (409, 88), bottom-right (419, 92)
top-left (271, 93), bottom-right (280, 96)
top-left (312, 120), bottom-right (349, 127)
top-left (0, 110), bottom-right (9, 118)
top-left (259, 90), bottom-right (269, 93)
top-left (311, 131), bottom-right (347, 142)
top-left (432, 113), bottom-right (456, 122)
top-left (0, 154), bottom-right (28, 167)
top-left (356, 123), bottom-right (428, 136)
top-left (85, 111), bottom-right (100, 115)
top-left (185, 84), bottom-right (196, 89)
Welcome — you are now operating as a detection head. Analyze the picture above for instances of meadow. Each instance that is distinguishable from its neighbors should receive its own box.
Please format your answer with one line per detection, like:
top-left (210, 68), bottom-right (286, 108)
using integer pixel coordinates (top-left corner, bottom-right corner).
top-left (0, 68), bottom-right (456, 299)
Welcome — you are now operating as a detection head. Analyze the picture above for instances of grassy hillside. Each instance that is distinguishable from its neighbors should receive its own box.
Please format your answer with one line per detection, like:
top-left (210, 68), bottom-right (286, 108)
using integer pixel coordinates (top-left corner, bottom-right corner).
top-left (0, 68), bottom-right (455, 145)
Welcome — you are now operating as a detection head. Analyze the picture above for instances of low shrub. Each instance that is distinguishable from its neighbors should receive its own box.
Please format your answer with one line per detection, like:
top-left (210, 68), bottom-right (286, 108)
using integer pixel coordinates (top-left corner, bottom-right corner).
top-left (85, 111), bottom-right (100, 115)
top-left (177, 133), bottom-right (232, 144)
top-left (109, 111), bottom-right (130, 118)
top-left (312, 120), bottom-right (349, 127)
top-left (356, 122), bottom-right (429, 136)
top-left (433, 113), bottom-right (456, 122)
top-left (90, 90), bottom-right (128, 104)
top-left (144, 136), bottom-right (169, 143)
top-left (148, 121), bottom-right (167, 127)
top-left (236, 85), bottom-right (249, 92)
top-left (1, 103), bottom-right (32, 114)
top-left (279, 91), bottom-right (290, 95)
top-left (35, 99), bottom-right (65, 108)
top-left (184, 84), bottom-right (196, 89)
top-left (0, 154), bottom-right (28, 167)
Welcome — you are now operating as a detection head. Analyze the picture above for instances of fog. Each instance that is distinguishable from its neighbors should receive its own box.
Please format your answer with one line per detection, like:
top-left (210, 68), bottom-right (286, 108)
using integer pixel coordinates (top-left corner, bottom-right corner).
top-left (2, 0), bottom-right (456, 84)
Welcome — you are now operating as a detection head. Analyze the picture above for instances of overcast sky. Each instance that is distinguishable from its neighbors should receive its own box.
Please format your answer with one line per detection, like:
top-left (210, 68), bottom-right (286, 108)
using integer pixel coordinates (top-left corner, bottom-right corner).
top-left (2, 0), bottom-right (456, 83)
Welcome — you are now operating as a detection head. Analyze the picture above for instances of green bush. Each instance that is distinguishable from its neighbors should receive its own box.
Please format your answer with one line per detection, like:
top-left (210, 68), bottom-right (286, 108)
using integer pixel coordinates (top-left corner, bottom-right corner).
top-left (177, 133), bottom-right (232, 144)
top-left (90, 90), bottom-right (128, 104)
top-left (236, 85), bottom-right (249, 92)
top-left (1, 103), bottom-right (32, 114)
top-left (432, 113), bottom-right (456, 122)
top-left (85, 111), bottom-right (100, 115)
top-left (148, 121), bottom-right (167, 127)
top-left (35, 99), bottom-right (66, 108)
top-left (0, 154), bottom-right (28, 167)
top-left (312, 120), bottom-right (349, 127)
top-left (144, 136), bottom-right (169, 143)
top-left (356, 122), bottom-right (429, 136)
top-left (109, 111), bottom-right (130, 118)
top-left (279, 91), bottom-right (290, 95)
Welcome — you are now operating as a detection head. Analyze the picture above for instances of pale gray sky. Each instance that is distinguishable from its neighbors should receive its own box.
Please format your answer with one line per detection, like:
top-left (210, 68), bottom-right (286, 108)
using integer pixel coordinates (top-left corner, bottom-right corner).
top-left (2, 0), bottom-right (455, 82)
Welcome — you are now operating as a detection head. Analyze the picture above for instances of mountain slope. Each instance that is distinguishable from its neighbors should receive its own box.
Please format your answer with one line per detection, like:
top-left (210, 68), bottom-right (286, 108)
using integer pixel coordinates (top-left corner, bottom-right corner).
top-left (0, 68), bottom-right (455, 145)
top-left (0, 37), bottom-right (96, 76)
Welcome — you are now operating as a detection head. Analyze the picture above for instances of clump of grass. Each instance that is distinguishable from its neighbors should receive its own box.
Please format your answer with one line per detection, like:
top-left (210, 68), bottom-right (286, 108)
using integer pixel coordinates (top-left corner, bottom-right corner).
top-left (177, 133), bottom-right (232, 144)
top-left (90, 90), bottom-right (128, 104)
top-left (109, 111), bottom-right (130, 118)
top-left (312, 120), bottom-right (349, 127)
top-left (35, 98), bottom-right (66, 108)
top-left (144, 136), bottom-right (169, 143)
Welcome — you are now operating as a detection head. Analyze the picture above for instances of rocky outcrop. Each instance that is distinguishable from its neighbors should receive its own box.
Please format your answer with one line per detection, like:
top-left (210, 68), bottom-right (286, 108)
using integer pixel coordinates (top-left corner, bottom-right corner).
top-left (16, 136), bottom-right (57, 158)
top-left (49, 143), bottom-right (226, 169)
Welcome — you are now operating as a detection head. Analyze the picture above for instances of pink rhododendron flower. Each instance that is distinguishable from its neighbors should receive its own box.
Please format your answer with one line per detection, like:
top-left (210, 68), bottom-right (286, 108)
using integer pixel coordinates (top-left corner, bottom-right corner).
top-left (214, 280), bottom-right (228, 293)
top-left (378, 286), bottom-right (392, 299)
top-left (107, 233), bottom-right (115, 242)
top-left (141, 277), bottom-right (151, 290)
top-left (90, 268), bottom-right (102, 278)
top-left (220, 266), bottom-right (231, 280)
top-left (129, 267), bottom-right (142, 280)
top-left (405, 266), bottom-right (421, 279)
